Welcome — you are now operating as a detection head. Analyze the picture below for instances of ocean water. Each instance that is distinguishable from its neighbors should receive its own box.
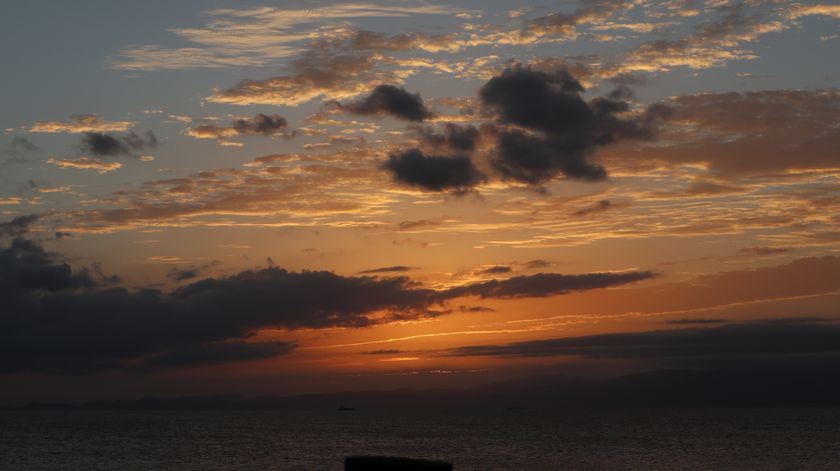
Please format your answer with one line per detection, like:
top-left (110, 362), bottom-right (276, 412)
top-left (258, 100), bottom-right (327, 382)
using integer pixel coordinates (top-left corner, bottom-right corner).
top-left (2, 408), bottom-right (840, 470)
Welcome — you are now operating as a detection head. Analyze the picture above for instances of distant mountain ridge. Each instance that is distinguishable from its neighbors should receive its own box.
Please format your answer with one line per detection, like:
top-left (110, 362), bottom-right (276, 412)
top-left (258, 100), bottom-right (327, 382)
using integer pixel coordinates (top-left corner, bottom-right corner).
top-left (8, 366), bottom-right (840, 411)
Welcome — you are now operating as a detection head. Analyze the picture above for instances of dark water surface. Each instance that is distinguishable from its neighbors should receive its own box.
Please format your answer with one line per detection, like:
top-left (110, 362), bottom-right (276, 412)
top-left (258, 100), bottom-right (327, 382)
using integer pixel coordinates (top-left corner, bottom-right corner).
top-left (2, 408), bottom-right (840, 470)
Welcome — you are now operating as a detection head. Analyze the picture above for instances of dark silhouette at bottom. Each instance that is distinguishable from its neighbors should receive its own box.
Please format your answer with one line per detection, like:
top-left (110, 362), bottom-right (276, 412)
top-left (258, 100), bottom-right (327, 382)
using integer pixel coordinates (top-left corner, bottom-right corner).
top-left (345, 455), bottom-right (453, 470)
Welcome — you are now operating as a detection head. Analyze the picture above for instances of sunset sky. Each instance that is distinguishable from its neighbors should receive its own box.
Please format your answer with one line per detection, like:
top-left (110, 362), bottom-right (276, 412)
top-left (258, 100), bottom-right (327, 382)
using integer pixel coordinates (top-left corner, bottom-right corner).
top-left (3, 0), bottom-right (840, 404)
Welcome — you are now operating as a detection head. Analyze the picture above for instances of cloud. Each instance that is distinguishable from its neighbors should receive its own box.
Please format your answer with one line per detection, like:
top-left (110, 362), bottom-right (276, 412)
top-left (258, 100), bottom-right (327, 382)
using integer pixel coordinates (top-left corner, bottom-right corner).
top-left (478, 265), bottom-right (513, 275)
top-left (28, 115), bottom-right (134, 134)
top-left (666, 318), bottom-right (728, 325)
top-left (737, 246), bottom-right (793, 257)
top-left (186, 114), bottom-right (295, 146)
top-left (340, 29), bottom-right (464, 53)
top-left (0, 237), bottom-right (96, 293)
top-left (0, 214), bottom-right (39, 238)
top-left (111, 4), bottom-right (461, 71)
top-left (0, 236), bottom-right (656, 374)
top-left (204, 6), bottom-right (473, 108)
top-left (63, 153), bottom-right (391, 229)
top-left (80, 131), bottom-right (157, 158)
top-left (358, 266), bottom-right (414, 274)
top-left (167, 267), bottom-right (200, 281)
top-left (166, 261), bottom-right (220, 282)
top-left (523, 260), bottom-right (552, 269)
top-left (572, 199), bottom-right (617, 216)
top-left (607, 90), bottom-right (840, 177)
top-left (364, 349), bottom-right (407, 355)
top-left (519, 256), bottom-right (840, 321)
top-left (332, 85), bottom-right (433, 121)
top-left (466, 0), bottom-right (638, 47)
top-left (479, 65), bottom-right (669, 185)
top-left (524, 0), bottom-right (634, 39)
top-left (446, 271), bottom-right (657, 299)
top-left (597, 4), bottom-right (789, 78)
top-left (208, 49), bottom-right (397, 106)
top-left (230, 113), bottom-right (290, 135)
top-left (444, 320), bottom-right (840, 370)
top-left (369, 65), bottom-right (668, 197)
top-left (788, 4), bottom-right (840, 20)
top-left (397, 219), bottom-right (448, 231)
top-left (412, 123), bottom-right (481, 153)
top-left (0, 251), bottom-right (439, 374)
top-left (141, 341), bottom-right (296, 368)
top-left (383, 148), bottom-right (486, 192)
top-left (47, 158), bottom-right (122, 173)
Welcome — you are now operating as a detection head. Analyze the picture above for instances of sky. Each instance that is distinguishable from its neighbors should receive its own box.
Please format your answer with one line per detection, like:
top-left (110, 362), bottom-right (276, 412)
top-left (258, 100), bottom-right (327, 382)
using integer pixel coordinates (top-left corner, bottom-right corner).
top-left (2, 0), bottom-right (840, 404)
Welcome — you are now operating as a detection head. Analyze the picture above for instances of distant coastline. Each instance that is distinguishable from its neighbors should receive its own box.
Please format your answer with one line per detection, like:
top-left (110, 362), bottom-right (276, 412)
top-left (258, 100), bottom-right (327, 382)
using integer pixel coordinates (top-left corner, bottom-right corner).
top-left (7, 366), bottom-right (840, 411)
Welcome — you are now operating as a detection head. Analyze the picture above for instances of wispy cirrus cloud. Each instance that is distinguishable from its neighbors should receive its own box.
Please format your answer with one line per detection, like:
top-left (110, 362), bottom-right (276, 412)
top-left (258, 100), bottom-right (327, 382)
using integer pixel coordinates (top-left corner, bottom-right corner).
top-left (47, 157), bottom-right (123, 173)
top-left (27, 115), bottom-right (135, 134)
top-left (788, 4), bottom-right (840, 20)
top-left (110, 3), bottom-right (466, 71)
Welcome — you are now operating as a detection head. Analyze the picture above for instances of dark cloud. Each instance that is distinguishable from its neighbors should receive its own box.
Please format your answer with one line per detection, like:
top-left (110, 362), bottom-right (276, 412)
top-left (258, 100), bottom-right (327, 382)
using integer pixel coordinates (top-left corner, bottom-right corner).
top-left (491, 127), bottom-right (607, 183)
top-left (479, 265), bottom-right (512, 275)
top-left (187, 114), bottom-right (294, 145)
top-left (458, 305), bottom-right (495, 313)
top-left (379, 66), bottom-right (667, 193)
top-left (232, 113), bottom-right (289, 136)
top-left (358, 266), bottom-right (414, 274)
top-left (412, 123), bottom-right (481, 153)
top-left (480, 67), bottom-right (588, 133)
top-left (80, 131), bottom-right (157, 157)
top-left (523, 259), bottom-right (552, 269)
top-left (383, 148), bottom-right (485, 192)
top-left (445, 320), bottom-right (840, 367)
top-left (0, 261), bottom-right (441, 374)
top-left (397, 219), bottom-right (446, 231)
top-left (0, 214), bottom-right (39, 238)
top-left (737, 246), bottom-right (793, 257)
top-left (364, 349), bottom-right (407, 355)
top-left (479, 65), bottom-right (669, 185)
top-left (166, 261), bottom-right (220, 282)
top-left (666, 318), bottom-right (728, 325)
top-left (0, 238), bottom-right (449, 374)
top-left (0, 237), bottom-right (97, 295)
top-left (446, 271), bottom-right (656, 299)
top-left (168, 267), bottom-right (200, 281)
top-left (572, 199), bottom-right (614, 216)
top-left (142, 341), bottom-right (296, 368)
top-left (0, 237), bottom-right (656, 375)
top-left (334, 85), bottom-right (433, 121)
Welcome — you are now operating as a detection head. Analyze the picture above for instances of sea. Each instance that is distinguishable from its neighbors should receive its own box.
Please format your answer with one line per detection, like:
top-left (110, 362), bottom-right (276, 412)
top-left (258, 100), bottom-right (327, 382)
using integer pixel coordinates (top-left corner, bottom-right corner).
top-left (2, 408), bottom-right (840, 470)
